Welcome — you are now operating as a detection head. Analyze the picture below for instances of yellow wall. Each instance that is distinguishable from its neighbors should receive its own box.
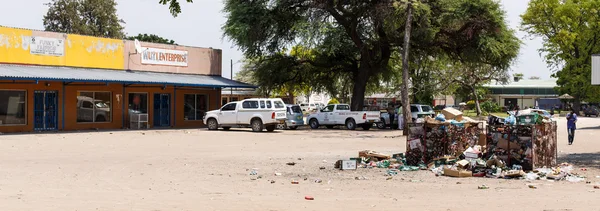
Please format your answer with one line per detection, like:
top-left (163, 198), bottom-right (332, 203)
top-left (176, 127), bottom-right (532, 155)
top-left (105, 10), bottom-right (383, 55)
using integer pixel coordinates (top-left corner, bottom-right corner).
top-left (65, 34), bottom-right (123, 69)
top-left (0, 26), bottom-right (124, 69)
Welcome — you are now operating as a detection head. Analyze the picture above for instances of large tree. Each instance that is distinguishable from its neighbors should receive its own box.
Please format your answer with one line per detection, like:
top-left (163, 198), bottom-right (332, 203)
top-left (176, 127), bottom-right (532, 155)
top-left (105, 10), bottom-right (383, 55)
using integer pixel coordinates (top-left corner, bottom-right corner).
top-left (521, 0), bottom-right (600, 111)
top-left (43, 0), bottom-right (125, 39)
top-left (126, 33), bottom-right (176, 45)
top-left (221, 0), bottom-right (519, 113)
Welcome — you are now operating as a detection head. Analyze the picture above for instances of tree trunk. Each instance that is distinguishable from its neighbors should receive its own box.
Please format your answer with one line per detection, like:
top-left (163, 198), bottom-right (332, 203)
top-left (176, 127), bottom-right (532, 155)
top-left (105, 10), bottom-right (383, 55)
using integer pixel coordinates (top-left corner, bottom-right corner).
top-left (350, 68), bottom-right (369, 111)
top-left (472, 86), bottom-right (482, 116)
top-left (401, 2), bottom-right (413, 135)
top-left (573, 99), bottom-right (581, 114)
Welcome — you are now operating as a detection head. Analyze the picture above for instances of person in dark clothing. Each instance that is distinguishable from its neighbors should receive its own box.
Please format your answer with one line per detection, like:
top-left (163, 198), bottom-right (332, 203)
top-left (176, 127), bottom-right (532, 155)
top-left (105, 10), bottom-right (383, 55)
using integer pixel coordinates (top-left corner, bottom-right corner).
top-left (566, 111), bottom-right (578, 145)
top-left (386, 104), bottom-right (396, 129)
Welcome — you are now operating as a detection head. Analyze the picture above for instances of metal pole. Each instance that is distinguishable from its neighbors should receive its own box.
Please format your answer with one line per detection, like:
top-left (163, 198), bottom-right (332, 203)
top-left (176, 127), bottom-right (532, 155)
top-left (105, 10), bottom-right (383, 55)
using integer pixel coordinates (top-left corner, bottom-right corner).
top-left (230, 59), bottom-right (233, 97)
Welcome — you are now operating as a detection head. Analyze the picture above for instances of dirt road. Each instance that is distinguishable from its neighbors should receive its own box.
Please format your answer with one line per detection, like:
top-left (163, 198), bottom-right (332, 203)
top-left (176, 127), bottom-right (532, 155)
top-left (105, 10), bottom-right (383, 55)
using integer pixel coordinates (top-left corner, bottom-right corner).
top-left (0, 118), bottom-right (598, 211)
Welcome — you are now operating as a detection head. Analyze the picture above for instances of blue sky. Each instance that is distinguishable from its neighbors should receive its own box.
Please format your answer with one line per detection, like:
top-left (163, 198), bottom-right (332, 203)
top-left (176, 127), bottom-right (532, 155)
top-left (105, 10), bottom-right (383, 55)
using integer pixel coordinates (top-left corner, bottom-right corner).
top-left (0, 0), bottom-right (549, 79)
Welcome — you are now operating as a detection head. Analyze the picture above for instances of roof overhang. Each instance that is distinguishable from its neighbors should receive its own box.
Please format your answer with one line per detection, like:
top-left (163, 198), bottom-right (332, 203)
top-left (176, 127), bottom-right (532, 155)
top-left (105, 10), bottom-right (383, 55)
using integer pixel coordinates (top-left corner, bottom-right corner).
top-left (0, 64), bottom-right (257, 89)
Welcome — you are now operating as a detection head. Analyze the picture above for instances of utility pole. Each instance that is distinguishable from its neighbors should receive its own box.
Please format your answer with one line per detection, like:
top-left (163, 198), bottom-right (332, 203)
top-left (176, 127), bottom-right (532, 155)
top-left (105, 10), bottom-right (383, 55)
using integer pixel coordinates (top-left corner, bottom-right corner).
top-left (230, 59), bottom-right (233, 96)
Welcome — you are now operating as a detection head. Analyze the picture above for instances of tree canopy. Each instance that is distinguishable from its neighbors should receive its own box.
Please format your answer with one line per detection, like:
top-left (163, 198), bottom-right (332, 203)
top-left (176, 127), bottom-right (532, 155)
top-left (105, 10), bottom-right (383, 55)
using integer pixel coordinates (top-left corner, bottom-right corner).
top-left (159, 0), bottom-right (193, 17)
top-left (221, 0), bottom-right (520, 111)
top-left (43, 0), bottom-right (125, 39)
top-left (126, 33), bottom-right (176, 45)
top-left (522, 0), bottom-right (600, 110)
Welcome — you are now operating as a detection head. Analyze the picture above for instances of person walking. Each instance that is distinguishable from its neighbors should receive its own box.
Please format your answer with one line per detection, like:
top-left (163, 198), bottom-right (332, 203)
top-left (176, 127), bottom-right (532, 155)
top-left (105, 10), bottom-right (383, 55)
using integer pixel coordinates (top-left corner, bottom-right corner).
top-left (386, 103), bottom-right (396, 130)
top-left (566, 110), bottom-right (578, 145)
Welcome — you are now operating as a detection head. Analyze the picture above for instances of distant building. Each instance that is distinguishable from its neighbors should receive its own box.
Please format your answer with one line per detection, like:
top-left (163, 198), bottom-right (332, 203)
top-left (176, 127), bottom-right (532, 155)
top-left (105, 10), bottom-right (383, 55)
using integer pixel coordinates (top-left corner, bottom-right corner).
top-left (483, 79), bottom-right (559, 109)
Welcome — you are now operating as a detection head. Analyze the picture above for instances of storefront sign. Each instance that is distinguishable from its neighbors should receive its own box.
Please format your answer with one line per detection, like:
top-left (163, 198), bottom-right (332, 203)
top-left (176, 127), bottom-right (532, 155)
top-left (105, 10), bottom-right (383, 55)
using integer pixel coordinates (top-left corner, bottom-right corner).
top-left (30, 36), bottom-right (64, 56)
top-left (141, 48), bottom-right (188, 67)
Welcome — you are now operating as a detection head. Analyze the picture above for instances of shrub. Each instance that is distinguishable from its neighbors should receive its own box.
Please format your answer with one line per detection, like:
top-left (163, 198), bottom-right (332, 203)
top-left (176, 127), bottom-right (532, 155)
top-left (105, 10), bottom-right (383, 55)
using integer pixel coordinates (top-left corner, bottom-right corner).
top-left (466, 100), bottom-right (476, 110)
top-left (328, 98), bottom-right (340, 105)
top-left (481, 101), bottom-right (501, 113)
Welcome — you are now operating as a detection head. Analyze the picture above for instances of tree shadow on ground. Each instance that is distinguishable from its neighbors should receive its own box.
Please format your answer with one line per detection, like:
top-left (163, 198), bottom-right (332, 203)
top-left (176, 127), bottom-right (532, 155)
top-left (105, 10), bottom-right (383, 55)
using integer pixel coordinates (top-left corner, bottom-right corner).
top-left (576, 126), bottom-right (600, 130)
top-left (558, 153), bottom-right (600, 168)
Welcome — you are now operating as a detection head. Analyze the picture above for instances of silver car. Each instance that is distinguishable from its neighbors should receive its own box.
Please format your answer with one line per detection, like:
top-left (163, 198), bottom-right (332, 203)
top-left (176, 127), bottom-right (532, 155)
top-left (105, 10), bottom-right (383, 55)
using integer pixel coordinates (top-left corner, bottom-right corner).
top-left (283, 104), bottom-right (304, 129)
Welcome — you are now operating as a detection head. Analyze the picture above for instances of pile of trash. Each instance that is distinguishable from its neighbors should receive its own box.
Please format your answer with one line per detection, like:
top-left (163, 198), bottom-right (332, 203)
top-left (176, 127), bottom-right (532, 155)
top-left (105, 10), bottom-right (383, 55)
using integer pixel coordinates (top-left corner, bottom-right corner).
top-left (335, 150), bottom-right (426, 172)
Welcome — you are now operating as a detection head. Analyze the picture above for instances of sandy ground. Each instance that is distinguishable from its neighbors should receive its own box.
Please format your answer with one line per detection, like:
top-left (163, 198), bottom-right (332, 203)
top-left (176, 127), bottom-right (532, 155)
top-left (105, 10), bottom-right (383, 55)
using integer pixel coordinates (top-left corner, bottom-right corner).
top-left (0, 118), bottom-right (599, 211)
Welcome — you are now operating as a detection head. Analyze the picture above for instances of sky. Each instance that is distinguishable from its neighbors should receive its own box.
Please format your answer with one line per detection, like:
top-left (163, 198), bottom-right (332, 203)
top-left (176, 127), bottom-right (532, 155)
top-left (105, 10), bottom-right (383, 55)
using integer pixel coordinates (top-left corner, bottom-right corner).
top-left (0, 0), bottom-right (550, 80)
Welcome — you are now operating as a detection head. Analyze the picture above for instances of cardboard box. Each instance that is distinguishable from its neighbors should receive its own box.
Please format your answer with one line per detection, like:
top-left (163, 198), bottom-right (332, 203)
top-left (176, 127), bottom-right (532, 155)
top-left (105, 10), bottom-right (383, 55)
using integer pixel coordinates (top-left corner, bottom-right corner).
top-left (479, 133), bottom-right (487, 146)
top-left (443, 167), bottom-right (472, 177)
top-left (442, 108), bottom-right (463, 121)
top-left (341, 160), bottom-right (357, 170)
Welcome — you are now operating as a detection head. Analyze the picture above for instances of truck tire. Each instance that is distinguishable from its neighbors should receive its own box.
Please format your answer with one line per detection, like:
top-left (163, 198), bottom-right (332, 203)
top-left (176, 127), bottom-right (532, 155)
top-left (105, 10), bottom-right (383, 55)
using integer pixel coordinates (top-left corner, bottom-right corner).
top-left (362, 124), bottom-right (372, 130)
top-left (345, 119), bottom-right (356, 130)
top-left (376, 119), bottom-right (386, 129)
top-left (309, 119), bottom-right (319, 129)
top-left (251, 119), bottom-right (264, 132)
top-left (266, 125), bottom-right (276, 132)
top-left (207, 118), bottom-right (218, 130)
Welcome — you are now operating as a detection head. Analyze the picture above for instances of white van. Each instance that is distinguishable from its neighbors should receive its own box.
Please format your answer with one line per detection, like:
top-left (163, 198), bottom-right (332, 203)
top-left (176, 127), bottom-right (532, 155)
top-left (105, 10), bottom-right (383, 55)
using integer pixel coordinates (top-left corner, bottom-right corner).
top-left (203, 98), bottom-right (287, 132)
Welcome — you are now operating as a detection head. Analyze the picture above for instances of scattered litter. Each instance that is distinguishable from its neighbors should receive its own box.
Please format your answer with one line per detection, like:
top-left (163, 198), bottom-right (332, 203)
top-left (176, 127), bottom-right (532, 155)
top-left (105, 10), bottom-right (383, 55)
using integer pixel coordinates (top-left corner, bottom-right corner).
top-left (274, 172), bottom-right (282, 176)
top-left (287, 162), bottom-right (296, 166)
top-left (305, 196), bottom-right (314, 200)
top-left (594, 186), bottom-right (599, 189)
top-left (319, 167), bottom-right (326, 170)
top-left (297, 158), bottom-right (302, 160)
top-left (314, 179), bottom-right (322, 183)
top-left (565, 175), bottom-right (585, 183)
top-left (387, 169), bottom-right (398, 176)
top-left (291, 181), bottom-right (299, 184)
top-left (270, 180), bottom-right (276, 184)
top-left (386, 177), bottom-right (393, 180)
top-left (249, 170), bottom-right (258, 175)
top-left (478, 185), bottom-right (489, 189)
top-left (528, 185), bottom-right (537, 189)
top-left (355, 176), bottom-right (368, 180)
top-left (456, 182), bottom-right (462, 184)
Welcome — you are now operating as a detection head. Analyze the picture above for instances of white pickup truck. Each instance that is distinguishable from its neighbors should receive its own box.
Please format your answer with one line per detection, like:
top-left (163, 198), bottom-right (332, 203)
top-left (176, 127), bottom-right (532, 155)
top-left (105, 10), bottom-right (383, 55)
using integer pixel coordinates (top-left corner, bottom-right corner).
top-left (307, 104), bottom-right (381, 130)
top-left (203, 98), bottom-right (287, 132)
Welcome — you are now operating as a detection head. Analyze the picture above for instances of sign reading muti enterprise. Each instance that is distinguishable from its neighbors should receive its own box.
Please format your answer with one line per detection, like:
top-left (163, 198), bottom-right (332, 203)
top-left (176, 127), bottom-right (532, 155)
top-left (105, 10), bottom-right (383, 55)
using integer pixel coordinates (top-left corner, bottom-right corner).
top-left (141, 47), bottom-right (188, 67)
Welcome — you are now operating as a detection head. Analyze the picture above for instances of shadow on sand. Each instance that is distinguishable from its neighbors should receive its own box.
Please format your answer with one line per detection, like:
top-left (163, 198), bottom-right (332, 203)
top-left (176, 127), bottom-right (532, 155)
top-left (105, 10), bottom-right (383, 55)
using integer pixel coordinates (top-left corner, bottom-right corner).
top-left (558, 152), bottom-right (600, 168)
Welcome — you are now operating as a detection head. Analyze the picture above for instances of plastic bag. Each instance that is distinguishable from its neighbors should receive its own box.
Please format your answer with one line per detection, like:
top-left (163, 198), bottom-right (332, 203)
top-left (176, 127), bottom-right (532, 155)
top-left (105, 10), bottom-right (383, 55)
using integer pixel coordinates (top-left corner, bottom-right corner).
top-left (524, 172), bottom-right (539, 181)
top-left (435, 114), bottom-right (446, 122)
top-left (566, 175), bottom-right (585, 183)
top-left (505, 115), bottom-right (516, 125)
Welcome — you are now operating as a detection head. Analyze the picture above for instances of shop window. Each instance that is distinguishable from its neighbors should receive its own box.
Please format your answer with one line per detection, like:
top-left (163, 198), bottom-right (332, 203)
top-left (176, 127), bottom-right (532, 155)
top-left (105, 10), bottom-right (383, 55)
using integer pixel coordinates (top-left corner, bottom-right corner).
top-left (128, 93), bottom-right (148, 114)
top-left (77, 92), bottom-right (111, 123)
top-left (0, 90), bottom-right (26, 125)
top-left (184, 94), bottom-right (208, 121)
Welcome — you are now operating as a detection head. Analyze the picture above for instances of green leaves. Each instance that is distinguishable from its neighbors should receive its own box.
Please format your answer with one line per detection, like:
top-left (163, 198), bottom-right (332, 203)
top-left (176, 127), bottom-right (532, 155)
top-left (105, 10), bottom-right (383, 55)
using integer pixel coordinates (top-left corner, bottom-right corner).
top-left (43, 0), bottom-right (125, 39)
top-left (126, 34), bottom-right (176, 45)
top-left (159, 0), bottom-right (193, 17)
top-left (522, 0), bottom-right (600, 103)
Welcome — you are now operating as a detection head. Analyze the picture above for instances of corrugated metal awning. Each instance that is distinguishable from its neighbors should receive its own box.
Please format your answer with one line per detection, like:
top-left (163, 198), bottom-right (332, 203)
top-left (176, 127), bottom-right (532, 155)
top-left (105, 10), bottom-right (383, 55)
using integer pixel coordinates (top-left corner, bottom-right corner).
top-left (0, 64), bottom-right (256, 88)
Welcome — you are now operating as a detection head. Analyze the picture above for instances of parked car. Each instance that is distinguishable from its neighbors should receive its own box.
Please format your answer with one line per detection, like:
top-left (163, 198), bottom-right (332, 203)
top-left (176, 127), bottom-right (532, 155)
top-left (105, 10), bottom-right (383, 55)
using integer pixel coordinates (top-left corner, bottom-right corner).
top-left (300, 103), bottom-right (317, 112)
top-left (283, 104), bottom-right (304, 129)
top-left (203, 98), bottom-right (287, 132)
top-left (77, 96), bottom-right (110, 122)
top-left (410, 104), bottom-right (435, 121)
top-left (307, 104), bottom-right (381, 130)
top-left (583, 107), bottom-right (599, 117)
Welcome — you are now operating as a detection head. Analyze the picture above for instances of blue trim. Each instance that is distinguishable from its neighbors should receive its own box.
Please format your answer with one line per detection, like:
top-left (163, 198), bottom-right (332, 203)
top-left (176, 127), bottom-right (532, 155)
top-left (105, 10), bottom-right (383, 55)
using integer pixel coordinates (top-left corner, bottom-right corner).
top-left (0, 77), bottom-right (257, 89)
top-left (62, 85), bottom-right (65, 130)
top-left (174, 87), bottom-right (176, 127)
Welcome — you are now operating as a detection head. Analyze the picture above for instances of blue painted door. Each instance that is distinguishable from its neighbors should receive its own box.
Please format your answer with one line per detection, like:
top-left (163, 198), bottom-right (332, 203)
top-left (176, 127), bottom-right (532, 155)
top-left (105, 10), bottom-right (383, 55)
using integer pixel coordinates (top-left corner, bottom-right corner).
top-left (34, 91), bottom-right (58, 131)
top-left (153, 93), bottom-right (170, 127)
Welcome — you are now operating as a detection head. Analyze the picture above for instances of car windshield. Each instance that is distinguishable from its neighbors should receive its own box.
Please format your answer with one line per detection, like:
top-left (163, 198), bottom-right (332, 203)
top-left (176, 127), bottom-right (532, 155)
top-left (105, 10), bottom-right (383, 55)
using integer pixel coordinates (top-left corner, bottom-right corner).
top-left (95, 102), bottom-right (109, 108)
top-left (421, 106), bottom-right (433, 112)
top-left (290, 106), bottom-right (302, 113)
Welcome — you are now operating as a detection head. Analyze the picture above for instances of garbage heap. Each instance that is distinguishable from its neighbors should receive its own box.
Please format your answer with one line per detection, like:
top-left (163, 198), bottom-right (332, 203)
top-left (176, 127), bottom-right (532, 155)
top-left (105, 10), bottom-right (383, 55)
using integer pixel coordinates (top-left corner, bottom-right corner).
top-left (429, 108), bottom-right (562, 180)
top-left (405, 107), bottom-right (484, 166)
